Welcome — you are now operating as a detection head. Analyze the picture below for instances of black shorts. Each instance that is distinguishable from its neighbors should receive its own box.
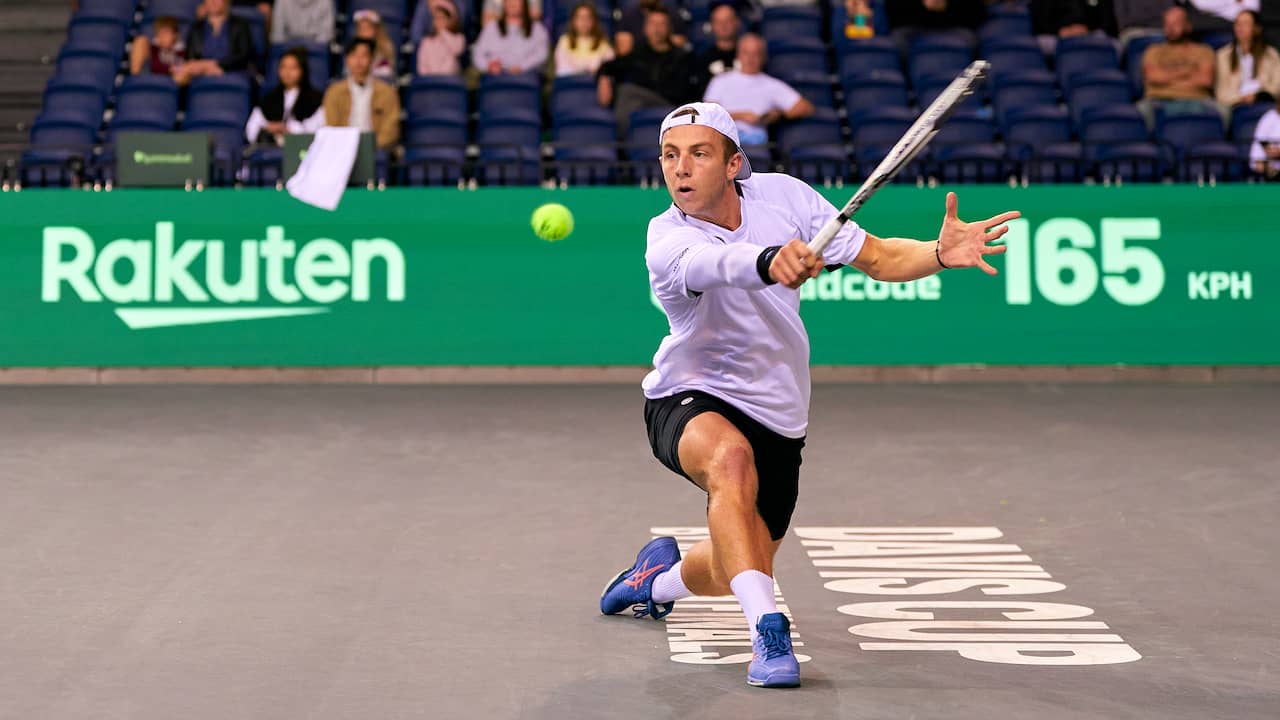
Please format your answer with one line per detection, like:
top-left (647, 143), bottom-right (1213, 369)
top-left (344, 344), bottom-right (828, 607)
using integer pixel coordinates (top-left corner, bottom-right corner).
top-left (644, 390), bottom-right (805, 541)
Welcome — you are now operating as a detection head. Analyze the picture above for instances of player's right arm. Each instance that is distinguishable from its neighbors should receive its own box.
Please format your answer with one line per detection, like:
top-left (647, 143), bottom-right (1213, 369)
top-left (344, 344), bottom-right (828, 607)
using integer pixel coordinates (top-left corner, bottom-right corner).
top-left (646, 226), bottom-right (820, 297)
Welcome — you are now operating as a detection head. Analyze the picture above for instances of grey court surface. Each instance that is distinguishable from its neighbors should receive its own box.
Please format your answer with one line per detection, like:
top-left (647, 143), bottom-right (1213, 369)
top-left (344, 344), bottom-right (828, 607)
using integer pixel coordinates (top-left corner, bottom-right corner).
top-left (1, 384), bottom-right (1276, 720)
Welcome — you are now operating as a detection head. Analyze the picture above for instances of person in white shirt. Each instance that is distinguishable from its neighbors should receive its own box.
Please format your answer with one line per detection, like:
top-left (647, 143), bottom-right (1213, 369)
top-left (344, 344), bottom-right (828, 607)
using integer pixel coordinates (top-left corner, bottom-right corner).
top-left (703, 34), bottom-right (814, 145)
top-left (245, 47), bottom-right (327, 145)
top-left (598, 102), bottom-right (1021, 689)
top-left (1249, 104), bottom-right (1280, 177)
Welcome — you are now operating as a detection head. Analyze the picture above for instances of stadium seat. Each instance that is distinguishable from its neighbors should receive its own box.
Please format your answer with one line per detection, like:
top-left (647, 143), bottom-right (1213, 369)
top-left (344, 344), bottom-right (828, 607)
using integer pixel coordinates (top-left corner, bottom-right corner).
top-left (916, 72), bottom-right (986, 114)
top-left (1159, 109), bottom-right (1240, 181)
top-left (551, 74), bottom-right (598, 119)
top-left (992, 70), bottom-right (1057, 124)
top-left (1124, 34), bottom-right (1163, 98)
top-left (908, 38), bottom-right (973, 89)
top-left (403, 116), bottom-right (468, 186)
top-left (143, 0), bottom-right (200, 24)
top-left (115, 75), bottom-right (179, 128)
top-left (64, 17), bottom-right (130, 55)
top-left (22, 119), bottom-right (96, 186)
top-left (1002, 105), bottom-right (1083, 182)
top-left (1194, 30), bottom-right (1233, 50)
top-left (477, 116), bottom-right (541, 185)
top-left (1080, 105), bottom-right (1161, 182)
top-left (186, 75), bottom-right (252, 125)
top-left (54, 50), bottom-right (120, 94)
top-left (767, 38), bottom-right (829, 81)
top-left (788, 72), bottom-right (835, 111)
top-left (1230, 103), bottom-right (1270, 144)
top-left (982, 36), bottom-right (1046, 78)
top-left (41, 82), bottom-right (107, 129)
top-left (1067, 69), bottom-right (1131, 128)
top-left (778, 108), bottom-right (848, 183)
top-left (404, 75), bottom-right (468, 121)
top-left (265, 44), bottom-right (330, 91)
top-left (180, 118), bottom-right (244, 186)
top-left (842, 69), bottom-right (909, 123)
top-left (851, 106), bottom-right (922, 183)
top-left (835, 37), bottom-right (899, 74)
top-left (978, 4), bottom-right (1033, 44)
top-left (553, 117), bottom-right (618, 185)
top-left (477, 74), bottom-right (542, 122)
top-left (1056, 34), bottom-right (1119, 94)
top-left (761, 6), bottom-right (822, 43)
top-left (71, 0), bottom-right (138, 25)
top-left (929, 112), bottom-right (1004, 182)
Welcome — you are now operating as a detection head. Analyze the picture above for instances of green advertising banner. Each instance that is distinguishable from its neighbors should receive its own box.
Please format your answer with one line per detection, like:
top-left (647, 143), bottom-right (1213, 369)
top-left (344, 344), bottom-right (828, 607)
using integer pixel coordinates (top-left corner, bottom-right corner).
top-left (0, 185), bottom-right (1273, 366)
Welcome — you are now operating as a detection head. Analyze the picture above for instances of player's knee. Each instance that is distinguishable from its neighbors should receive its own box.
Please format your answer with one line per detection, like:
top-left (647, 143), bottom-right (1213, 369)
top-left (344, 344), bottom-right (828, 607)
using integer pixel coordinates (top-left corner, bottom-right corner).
top-left (705, 440), bottom-right (756, 498)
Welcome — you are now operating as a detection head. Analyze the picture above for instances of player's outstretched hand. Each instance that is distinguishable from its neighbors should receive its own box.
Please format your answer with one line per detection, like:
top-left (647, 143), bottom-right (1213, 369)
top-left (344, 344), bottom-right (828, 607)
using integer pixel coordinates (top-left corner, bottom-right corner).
top-left (770, 239), bottom-right (824, 289)
top-left (936, 192), bottom-right (1021, 276)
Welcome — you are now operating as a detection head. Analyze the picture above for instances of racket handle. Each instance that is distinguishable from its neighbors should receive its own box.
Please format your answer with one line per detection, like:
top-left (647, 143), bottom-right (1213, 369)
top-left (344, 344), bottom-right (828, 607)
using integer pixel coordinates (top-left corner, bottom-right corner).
top-left (808, 214), bottom-right (847, 257)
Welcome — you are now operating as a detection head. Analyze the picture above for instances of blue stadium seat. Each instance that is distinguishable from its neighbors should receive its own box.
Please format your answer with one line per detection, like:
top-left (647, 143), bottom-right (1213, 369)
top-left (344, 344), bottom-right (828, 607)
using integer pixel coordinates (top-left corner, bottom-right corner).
top-left (42, 82), bottom-right (107, 129)
top-left (978, 5), bottom-right (1033, 44)
top-left (908, 39), bottom-right (973, 89)
top-left (982, 36), bottom-right (1046, 78)
top-left (835, 36), bottom-right (899, 73)
top-left (1230, 103), bottom-right (1270, 144)
top-left (767, 38), bottom-right (829, 81)
top-left (115, 75), bottom-right (179, 128)
top-left (778, 107), bottom-right (848, 183)
top-left (992, 69), bottom-right (1057, 124)
top-left (54, 50), bottom-right (120, 93)
top-left (1124, 34), bottom-right (1163, 98)
top-left (1158, 109), bottom-right (1239, 181)
top-left (477, 116), bottom-right (541, 185)
top-left (71, 0), bottom-right (138, 25)
top-left (1002, 105), bottom-right (1083, 182)
top-left (761, 6), bottom-right (822, 43)
top-left (843, 69), bottom-right (909, 123)
top-left (1194, 30), bottom-right (1233, 50)
top-left (1067, 69), bottom-right (1131, 128)
top-left (851, 106), bottom-right (922, 182)
top-left (916, 72), bottom-right (986, 114)
top-left (626, 110), bottom-right (665, 185)
top-left (788, 72), bottom-right (835, 110)
top-left (1080, 104), bottom-right (1161, 182)
top-left (929, 111), bottom-right (1003, 182)
top-left (404, 75), bottom-right (468, 121)
top-left (1056, 34), bottom-right (1118, 94)
top-left (143, 0), bottom-right (200, 24)
top-left (181, 117), bottom-right (244, 185)
top-left (265, 44), bottom-right (330, 91)
top-left (186, 75), bottom-right (252, 125)
top-left (553, 117), bottom-right (618, 185)
top-left (478, 74), bottom-right (542, 122)
top-left (65, 17), bottom-right (130, 55)
top-left (403, 116), bottom-right (468, 186)
top-left (22, 119), bottom-right (96, 186)
top-left (552, 75), bottom-right (610, 122)
top-left (245, 146), bottom-right (284, 186)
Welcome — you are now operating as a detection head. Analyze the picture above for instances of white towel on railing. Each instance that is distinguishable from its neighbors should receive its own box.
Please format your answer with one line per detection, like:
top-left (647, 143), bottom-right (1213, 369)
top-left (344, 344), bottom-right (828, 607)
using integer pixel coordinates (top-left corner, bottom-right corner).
top-left (285, 126), bottom-right (360, 211)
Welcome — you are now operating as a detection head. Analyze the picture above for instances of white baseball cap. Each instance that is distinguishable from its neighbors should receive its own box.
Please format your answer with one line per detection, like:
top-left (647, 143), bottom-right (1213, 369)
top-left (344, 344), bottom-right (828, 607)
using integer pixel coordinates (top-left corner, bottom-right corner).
top-left (658, 102), bottom-right (752, 180)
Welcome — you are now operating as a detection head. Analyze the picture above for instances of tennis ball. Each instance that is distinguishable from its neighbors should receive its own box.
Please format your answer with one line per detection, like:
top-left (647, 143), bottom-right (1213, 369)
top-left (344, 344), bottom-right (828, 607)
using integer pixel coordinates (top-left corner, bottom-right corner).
top-left (531, 203), bottom-right (574, 242)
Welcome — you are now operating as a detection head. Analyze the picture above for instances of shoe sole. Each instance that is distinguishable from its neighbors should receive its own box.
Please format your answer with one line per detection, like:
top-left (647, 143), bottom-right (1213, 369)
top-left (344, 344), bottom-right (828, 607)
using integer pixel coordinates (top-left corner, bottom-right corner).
top-left (747, 677), bottom-right (801, 689)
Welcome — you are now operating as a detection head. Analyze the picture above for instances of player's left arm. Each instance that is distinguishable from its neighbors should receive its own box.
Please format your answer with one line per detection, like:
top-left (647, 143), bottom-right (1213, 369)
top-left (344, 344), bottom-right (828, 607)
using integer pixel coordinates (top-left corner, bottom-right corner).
top-left (851, 192), bottom-right (1020, 282)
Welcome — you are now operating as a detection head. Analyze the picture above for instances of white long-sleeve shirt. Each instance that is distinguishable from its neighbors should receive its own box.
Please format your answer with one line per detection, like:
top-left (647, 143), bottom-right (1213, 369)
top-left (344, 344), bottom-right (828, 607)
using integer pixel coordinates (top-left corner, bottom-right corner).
top-left (643, 172), bottom-right (867, 438)
top-left (1250, 107), bottom-right (1280, 173)
top-left (244, 88), bottom-right (326, 142)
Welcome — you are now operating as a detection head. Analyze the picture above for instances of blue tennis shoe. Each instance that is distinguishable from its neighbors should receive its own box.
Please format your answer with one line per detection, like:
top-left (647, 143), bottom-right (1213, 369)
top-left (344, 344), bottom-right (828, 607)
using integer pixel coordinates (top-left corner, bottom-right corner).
top-left (600, 536), bottom-right (681, 619)
top-left (747, 612), bottom-right (801, 688)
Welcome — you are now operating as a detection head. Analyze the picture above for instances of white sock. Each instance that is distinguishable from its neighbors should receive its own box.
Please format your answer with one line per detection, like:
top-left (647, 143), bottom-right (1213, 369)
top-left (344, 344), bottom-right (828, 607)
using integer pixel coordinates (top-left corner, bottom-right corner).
top-left (730, 569), bottom-right (779, 642)
top-left (650, 560), bottom-right (694, 604)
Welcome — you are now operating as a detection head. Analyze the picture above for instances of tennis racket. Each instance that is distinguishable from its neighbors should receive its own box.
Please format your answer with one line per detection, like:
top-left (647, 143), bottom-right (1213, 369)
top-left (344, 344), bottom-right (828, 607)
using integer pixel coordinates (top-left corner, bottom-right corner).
top-left (808, 60), bottom-right (991, 257)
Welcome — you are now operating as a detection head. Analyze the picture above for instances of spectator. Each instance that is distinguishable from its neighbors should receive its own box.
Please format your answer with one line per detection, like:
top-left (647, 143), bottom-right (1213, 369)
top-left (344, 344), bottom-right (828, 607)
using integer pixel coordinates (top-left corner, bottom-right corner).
top-left (694, 2), bottom-right (741, 93)
top-left (323, 38), bottom-right (401, 149)
top-left (129, 16), bottom-right (186, 78)
top-left (246, 46), bottom-right (326, 145)
top-left (1030, 0), bottom-right (1119, 55)
top-left (410, 0), bottom-right (468, 47)
top-left (554, 2), bottom-right (616, 76)
top-left (183, 0), bottom-right (255, 79)
top-left (416, 1), bottom-right (465, 75)
top-left (1138, 5), bottom-right (1222, 127)
top-left (353, 9), bottom-right (398, 82)
top-left (615, 0), bottom-right (689, 56)
top-left (842, 0), bottom-right (876, 41)
top-left (885, 0), bottom-right (986, 54)
top-left (1113, 0), bottom-right (1168, 45)
top-left (1249, 99), bottom-right (1280, 177)
top-left (1215, 9), bottom-right (1280, 107)
top-left (270, 0), bottom-right (333, 45)
top-left (482, 0), bottom-right (542, 26)
top-left (472, 0), bottom-right (550, 75)
top-left (703, 33), bottom-right (813, 145)
top-left (198, 0), bottom-right (273, 26)
top-left (598, 6), bottom-right (698, 132)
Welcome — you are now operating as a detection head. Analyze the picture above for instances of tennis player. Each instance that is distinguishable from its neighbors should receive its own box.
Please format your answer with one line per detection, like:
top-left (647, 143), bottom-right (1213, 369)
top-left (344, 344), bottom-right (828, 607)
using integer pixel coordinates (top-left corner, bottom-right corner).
top-left (600, 102), bottom-right (1020, 688)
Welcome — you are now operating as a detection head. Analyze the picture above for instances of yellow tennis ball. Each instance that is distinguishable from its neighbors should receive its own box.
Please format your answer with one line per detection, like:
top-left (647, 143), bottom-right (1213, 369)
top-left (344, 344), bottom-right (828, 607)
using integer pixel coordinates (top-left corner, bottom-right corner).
top-left (531, 203), bottom-right (574, 242)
